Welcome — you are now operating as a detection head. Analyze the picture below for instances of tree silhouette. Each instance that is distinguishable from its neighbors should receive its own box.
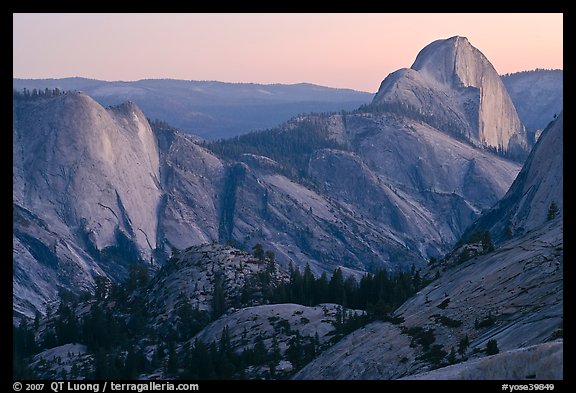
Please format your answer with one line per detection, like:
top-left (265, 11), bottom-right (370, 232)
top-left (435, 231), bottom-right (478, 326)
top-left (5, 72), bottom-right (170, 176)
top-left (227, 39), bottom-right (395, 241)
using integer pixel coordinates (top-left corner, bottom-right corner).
top-left (252, 244), bottom-right (265, 260)
top-left (547, 201), bottom-right (560, 221)
top-left (486, 339), bottom-right (499, 355)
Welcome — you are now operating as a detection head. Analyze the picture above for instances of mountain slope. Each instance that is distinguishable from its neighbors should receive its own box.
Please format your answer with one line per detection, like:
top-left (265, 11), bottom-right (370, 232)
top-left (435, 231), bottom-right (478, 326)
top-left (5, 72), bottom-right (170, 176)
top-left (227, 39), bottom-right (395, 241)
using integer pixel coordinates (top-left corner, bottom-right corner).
top-left (401, 341), bottom-right (562, 380)
top-left (211, 110), bottom-right (521, 273)
top-left (460, 112), bottom-right (563, 244)
top-left (12, 78), bottom-right (373, 139)
top-left (294, 101), bottom-right (563, 380)
top-left (294, 213), bottom-right (563, 380)
top-left (372, 36), bottom-right (527, 157)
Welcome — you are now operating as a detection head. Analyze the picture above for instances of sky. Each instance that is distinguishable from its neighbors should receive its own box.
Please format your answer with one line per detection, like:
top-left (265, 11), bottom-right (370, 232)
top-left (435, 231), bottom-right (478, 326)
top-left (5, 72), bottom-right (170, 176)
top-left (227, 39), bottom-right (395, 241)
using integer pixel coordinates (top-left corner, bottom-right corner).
top-left (13, 13), bottom-right (563, 92)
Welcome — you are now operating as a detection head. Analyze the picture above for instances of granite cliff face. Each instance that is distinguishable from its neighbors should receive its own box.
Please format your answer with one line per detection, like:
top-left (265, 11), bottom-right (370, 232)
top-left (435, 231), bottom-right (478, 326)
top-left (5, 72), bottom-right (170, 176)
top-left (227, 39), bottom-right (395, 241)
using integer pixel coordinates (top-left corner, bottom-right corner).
top-left (154, 125), bottom-right (225, 252)
top-left (290, 110), bottom-right (520, 265)
top-left (13, 93), bottom-right (520, 318)
top-left (373, 36), bottom-right (528, 157)
top-left (13, 92), bottom-right (162, 259)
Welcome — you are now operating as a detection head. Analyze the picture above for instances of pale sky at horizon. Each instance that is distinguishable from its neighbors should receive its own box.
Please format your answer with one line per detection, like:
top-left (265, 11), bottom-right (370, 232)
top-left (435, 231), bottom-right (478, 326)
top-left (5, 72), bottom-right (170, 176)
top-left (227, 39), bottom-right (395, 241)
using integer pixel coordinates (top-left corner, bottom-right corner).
top-left (13, 13), bottom-right (563, 92)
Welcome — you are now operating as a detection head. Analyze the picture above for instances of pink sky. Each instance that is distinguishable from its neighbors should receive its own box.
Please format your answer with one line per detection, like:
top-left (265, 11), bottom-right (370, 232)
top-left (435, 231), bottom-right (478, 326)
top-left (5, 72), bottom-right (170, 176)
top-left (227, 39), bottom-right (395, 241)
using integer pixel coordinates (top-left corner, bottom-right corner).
top-left (13, 13), bottom-right (563, 92)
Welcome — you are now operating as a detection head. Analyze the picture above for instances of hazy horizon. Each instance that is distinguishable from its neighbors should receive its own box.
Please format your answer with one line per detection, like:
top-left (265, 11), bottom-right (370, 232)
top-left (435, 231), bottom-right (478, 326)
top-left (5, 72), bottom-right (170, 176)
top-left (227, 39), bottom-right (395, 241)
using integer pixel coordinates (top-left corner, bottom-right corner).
top-left (13, 13), bottom-right (563, 92)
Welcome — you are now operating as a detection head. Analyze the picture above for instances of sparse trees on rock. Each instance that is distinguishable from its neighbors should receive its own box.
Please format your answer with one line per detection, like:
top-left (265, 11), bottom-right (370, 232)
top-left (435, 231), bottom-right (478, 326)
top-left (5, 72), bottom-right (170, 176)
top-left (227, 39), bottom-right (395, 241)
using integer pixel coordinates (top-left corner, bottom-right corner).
top-left (95, 275), bottom-right (111, 300)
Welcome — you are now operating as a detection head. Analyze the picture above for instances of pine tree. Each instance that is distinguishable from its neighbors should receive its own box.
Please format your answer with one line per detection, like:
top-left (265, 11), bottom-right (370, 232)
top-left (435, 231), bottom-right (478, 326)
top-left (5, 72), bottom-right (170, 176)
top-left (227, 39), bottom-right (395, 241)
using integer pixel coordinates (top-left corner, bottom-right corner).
top-left (219, 325), bottom-right (232, 355)
top-left (212, 279), bottom-right (226, 319)
top-left (127, 264), bottom-right (150, 291)
top-left (412, 266), bottom-right (422, 290)
top-left (265, 255), bottom-right (276, 276)
top-left (486, 339), bottom-right (499, 355)
top-left (190, 340), bottom-right (214, 379)
top-left (271, 335), bottom-right (281, 363)
top-left (504, 225), bottom-right (513, 240)
top-left (286, 332), bottom-right (303, 368)
top-left (166, 340), bottom-right (178, 375)
top-left (481, 231), bottom-right (495, 252)
top-left (312, 272), bottom-right (325, 304)
top-left (252, 335), bottom-right (268, 365)
top-left (303, 264), bottom-right (315, 305)
top-left (70, 363), bottom-right (80, 379)
top-left (458, 334), bottom-right (469, 359)
top-left (55, 302), bottom-right (80, 344)
top-left (93, 348), bottom-right (109, 380)
top-left (124, 346), bottom-right (138, 379)
top-left (175, 294), bottom-right (195, 340)
top-left (265, 250), bottom-right (275, 263)
top-left (447, 347), bottom-right (457, 364)
top-left (328, 268), bottom-right (344, 304)
top-left (252, 244), bottom-right (265, 260)
top-left (34, 310), bottom-right (41, 330)
top-left (151, 345), bottom-right (163, 371)
top-left (547, 201), bottom-right (560, 221)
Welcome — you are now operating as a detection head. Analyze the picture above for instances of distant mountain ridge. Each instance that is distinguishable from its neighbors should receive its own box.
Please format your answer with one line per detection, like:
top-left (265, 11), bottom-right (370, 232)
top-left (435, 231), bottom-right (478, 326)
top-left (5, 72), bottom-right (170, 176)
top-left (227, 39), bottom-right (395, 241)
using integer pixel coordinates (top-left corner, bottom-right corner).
top-left (13, 66), bottom-right (562, 145)
top-left (12, 77), bottom-right (372, 139)
top-left (501, 69), bottom-right (563, 140)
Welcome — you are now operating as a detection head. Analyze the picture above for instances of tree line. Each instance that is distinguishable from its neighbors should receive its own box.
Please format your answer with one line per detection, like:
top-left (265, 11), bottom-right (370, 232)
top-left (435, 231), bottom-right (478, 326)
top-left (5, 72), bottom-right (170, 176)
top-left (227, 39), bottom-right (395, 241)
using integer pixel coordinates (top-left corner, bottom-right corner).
top-left (267, 262), bottom-right (427, 319)
top-left (13, 88), bottom-right (66, 100)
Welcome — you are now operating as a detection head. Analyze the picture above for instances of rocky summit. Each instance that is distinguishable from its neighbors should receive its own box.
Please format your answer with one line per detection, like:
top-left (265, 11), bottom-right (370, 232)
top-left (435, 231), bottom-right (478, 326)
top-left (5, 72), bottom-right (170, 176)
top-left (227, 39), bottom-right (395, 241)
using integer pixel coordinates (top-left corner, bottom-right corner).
top-left (373, 36), bottom-right (528, 157)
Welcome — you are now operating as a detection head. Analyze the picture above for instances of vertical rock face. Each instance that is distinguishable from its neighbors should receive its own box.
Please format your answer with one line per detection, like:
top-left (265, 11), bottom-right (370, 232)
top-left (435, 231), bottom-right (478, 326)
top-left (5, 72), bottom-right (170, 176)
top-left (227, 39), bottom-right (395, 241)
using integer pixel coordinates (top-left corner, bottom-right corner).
top-left (154, 125), bottom-right (225, 253)
top-left (373, 36), bottom-right (527, 156)
top-left (14, 93), bottom-right (162, 260)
